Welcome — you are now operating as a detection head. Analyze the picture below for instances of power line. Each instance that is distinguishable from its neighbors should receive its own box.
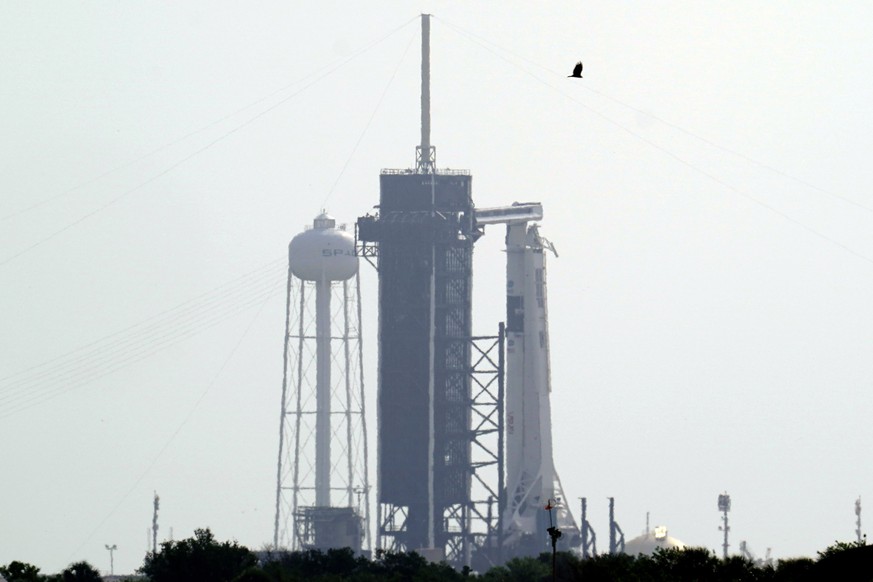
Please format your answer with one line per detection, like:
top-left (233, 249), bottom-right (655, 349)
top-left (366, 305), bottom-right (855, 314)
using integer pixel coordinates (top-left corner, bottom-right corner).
top-left (438, 17), bottom-right (873, 267)
top-left (0, 16), bottom-right (419, 268)
top-left (322, 27), bottom-right (418, 208)
top-left (0, 256), bottom-right (285, 384)
top-left (65, 285), bottom-right (278, 562)
top-left (0, 258), bottom-right (287, 417)
top-left (437, 17), bottom-right (873, 216)
top-left (0, 286), bottom-right (279, 418)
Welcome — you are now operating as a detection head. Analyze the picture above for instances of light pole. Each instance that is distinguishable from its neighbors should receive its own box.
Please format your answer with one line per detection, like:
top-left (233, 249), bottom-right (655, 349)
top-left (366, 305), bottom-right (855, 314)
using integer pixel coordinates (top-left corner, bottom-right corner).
top-left (545, 498), bottom-right (562, 582)
top-left (104, 544), bottom-right (117, 576)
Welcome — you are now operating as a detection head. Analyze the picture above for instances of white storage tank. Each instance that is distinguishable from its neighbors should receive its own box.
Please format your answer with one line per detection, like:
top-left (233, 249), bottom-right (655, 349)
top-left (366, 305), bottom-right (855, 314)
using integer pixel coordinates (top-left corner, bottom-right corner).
top-left (288, 213), bottom-right (358, 281)
top-left (623, 526), bottom-right (688, 556)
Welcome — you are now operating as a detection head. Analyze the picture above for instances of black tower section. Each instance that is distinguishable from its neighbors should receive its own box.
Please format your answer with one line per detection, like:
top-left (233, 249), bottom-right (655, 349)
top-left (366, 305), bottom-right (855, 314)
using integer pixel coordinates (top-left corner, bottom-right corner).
top-left (357, 169), bottom-right (477, 557)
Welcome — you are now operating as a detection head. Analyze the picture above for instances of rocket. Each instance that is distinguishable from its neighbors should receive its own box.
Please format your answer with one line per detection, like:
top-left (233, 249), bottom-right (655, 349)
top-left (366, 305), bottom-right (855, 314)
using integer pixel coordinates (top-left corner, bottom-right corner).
top-left (503, 220), bottom-right (579, 549)
top-left (475, 204), bottom-right (580, 552)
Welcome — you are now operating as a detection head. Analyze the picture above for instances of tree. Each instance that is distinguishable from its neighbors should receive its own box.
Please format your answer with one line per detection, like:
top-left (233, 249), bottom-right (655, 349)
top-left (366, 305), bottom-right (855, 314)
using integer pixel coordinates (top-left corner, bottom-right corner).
top-left (719, 555), bottom-right (771, 582)
top-left (649, 547), bottom-right (721, 580)
top-left (261, 547), bottom-right (370, 581)
top-left (231, 567), bottom-right (274, 582)
top-left (0, 561), bottom-right (43, 582)
top-left (816, 538), bottom-right (867, 561)
top-left (58, 562), bottom-right (101, 582)
top-left (574, 552), bottom-right (644, 582)
top-left (139, 528), bottom-right (257, 582)
top-left (772, 557), bottom-right (814, 582)
top-left (489, 556), bottom-right (549, 582)
top-left (369, 550), bottom-right (465, 582)
top-left (814, 538), bottom-right (873, 581)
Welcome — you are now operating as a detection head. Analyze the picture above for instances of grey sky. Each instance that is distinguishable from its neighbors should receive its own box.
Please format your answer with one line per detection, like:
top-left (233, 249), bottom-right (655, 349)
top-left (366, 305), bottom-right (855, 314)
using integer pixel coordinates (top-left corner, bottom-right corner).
top-left (2, 1), bottom-right (873, 575)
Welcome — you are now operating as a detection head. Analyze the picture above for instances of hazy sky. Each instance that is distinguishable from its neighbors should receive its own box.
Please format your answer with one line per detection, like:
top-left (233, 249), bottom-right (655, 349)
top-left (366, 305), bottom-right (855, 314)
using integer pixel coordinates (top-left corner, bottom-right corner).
top-left (3, 1), bottom-right (873, 575)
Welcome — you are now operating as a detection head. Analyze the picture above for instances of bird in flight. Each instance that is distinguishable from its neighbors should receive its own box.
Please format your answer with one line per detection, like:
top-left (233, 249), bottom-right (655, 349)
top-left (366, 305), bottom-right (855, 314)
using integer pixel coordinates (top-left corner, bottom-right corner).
top-left (568, 61), bottom-right (583, 78)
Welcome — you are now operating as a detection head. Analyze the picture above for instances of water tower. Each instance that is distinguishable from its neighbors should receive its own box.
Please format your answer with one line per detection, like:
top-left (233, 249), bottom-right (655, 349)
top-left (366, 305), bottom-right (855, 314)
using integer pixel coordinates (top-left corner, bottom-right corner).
top-left (273, 212), bottom-right (371, 553)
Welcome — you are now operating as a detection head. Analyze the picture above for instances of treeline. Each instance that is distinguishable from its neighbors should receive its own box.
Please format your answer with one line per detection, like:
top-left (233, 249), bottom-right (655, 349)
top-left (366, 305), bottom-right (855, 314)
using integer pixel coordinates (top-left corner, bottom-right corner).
top-left (0, 561), bottom-right (103, 582)
top-left (2, 529), bottom-right (871, 581)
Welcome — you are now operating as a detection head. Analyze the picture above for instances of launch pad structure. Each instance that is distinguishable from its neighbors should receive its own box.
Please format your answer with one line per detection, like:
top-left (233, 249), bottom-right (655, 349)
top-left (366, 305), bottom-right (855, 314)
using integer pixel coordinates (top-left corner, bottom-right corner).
top-left (356, 14), bottom-right (502, 564)
top-left (358, 168), bottom-right (486, 562)
top-left (355, 14), bottom-right (579, 568)
top-left (270, 12), bottom-right (581, 568)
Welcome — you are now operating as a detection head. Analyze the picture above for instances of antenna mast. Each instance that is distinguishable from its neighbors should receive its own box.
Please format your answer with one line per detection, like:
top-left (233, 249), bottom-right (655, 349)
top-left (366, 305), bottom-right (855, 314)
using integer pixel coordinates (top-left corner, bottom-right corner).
top-left (152, 491), bottom-right (160, 554)
top-left (718, 492), bottom-right (731, 558)
top-left (416, 14), bottom-right (435, 174)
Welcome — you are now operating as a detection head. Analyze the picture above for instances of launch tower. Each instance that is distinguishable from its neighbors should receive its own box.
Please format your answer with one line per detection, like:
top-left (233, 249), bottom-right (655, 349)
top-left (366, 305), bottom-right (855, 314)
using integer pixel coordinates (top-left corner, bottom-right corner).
top-left (356, 14), bottom-right (481, 561)
top-left (356, 14), bottom-right (580, 566)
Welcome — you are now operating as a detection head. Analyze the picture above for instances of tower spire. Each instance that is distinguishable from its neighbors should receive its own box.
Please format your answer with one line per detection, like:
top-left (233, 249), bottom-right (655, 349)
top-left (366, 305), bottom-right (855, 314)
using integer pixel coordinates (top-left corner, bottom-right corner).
top-left (416, 14), bottom-right (435, 173)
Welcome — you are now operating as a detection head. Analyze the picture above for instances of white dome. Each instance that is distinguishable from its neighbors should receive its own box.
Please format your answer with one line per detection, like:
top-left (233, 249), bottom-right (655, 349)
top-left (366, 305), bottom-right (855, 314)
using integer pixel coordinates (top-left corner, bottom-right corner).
top-left (623, 526), bottom-right (687, 556)
top-left (289, 213), bottom-right (358, 281)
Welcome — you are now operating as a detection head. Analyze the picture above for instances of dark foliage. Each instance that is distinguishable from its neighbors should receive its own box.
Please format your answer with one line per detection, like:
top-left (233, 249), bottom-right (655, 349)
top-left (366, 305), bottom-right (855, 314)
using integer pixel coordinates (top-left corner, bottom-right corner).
top-left (139, 528), bottom-right (257, 582)
top-left (255, 547), bottom-right (368, 581)
top-left (814, 540), bottom-right (873, 581)
top-left (4, 532), bottom-right (862, 582)
top-left (772, 558), bottom-right (814, 582)
top-left (53, 562), bottom-right (102, 582)
top-left (0, 561), bottom-right (43, 582)
top-left (572, 551), bottom-right (644, 581)
top-left (225, 548), bottom-right (471, 582)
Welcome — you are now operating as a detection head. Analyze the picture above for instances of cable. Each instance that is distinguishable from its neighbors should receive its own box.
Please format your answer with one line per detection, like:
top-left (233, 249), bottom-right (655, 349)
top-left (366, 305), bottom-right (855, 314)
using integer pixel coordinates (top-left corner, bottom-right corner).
top-left (438, 18), bottom-right (873, 267)
top-left (1, 15), bottom-right (420, 224)
top-left (321, 27), bottom-right (418, 208)
top-left (0, 259), bottom-right (288, 417)
top-left (0, 256), bottom-right (285, 385)
top-left (0, 284), bottom-right (279, 412)
top-left (0, 257), bottom-right (285, 384)
top-left (0, 279), bottom-right (281, 401)
top-left (65, 285), bottom-right (277, 563)
top-left (0, 16), bottom-right (419, 267)
top-left (437, 17), bottom-right (873, 216)
top-left (0, 286), bottom-right (281, 418)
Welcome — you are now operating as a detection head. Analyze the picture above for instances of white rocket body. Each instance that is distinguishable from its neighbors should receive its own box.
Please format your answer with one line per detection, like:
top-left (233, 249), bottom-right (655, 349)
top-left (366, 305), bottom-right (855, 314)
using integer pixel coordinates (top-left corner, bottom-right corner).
top-left (502, 222), bottom-right (579, 545)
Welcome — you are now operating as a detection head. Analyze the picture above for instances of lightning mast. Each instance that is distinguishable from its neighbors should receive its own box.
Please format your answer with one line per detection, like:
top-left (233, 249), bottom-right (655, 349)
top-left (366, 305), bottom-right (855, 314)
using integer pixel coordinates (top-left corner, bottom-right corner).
top-left (416, 14), bottom-right (435, 174)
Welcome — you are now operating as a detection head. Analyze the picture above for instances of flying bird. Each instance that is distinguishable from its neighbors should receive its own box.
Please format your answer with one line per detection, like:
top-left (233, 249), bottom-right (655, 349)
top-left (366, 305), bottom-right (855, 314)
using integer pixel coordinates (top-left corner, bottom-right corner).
top-left (568, 61), bottom-right (583, 78)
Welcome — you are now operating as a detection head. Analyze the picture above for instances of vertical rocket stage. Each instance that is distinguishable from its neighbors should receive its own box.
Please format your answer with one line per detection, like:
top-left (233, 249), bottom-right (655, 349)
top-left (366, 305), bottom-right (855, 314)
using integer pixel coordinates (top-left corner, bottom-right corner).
top-left (476, 204), bottom-right (580, 555)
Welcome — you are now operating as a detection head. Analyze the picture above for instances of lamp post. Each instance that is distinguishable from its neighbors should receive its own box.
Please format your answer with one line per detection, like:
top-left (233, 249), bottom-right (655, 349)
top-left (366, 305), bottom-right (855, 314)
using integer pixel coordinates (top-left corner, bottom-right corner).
top-left (104, 544), bottom-right (117, 576)
top-left (545, 498), bottom-right (562, 582)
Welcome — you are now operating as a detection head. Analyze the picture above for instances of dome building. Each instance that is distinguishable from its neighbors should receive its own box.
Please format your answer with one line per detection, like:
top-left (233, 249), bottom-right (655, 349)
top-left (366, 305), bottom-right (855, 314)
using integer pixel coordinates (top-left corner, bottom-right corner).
top-left (623, 526), bottom-right (687, 556)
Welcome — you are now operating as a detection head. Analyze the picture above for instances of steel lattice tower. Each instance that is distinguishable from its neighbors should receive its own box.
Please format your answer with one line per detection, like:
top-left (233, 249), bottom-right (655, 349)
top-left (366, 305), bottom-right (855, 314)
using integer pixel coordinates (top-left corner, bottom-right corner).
top-left (273, 214), bottom-right (371, 553)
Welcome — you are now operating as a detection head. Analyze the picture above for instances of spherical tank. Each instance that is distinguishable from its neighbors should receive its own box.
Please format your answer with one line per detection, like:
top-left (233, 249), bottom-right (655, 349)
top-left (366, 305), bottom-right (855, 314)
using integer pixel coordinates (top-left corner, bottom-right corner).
top-left (623, 527), bottom-right (687, 556)
top-left (288, 212), bottom-right (358, 281)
